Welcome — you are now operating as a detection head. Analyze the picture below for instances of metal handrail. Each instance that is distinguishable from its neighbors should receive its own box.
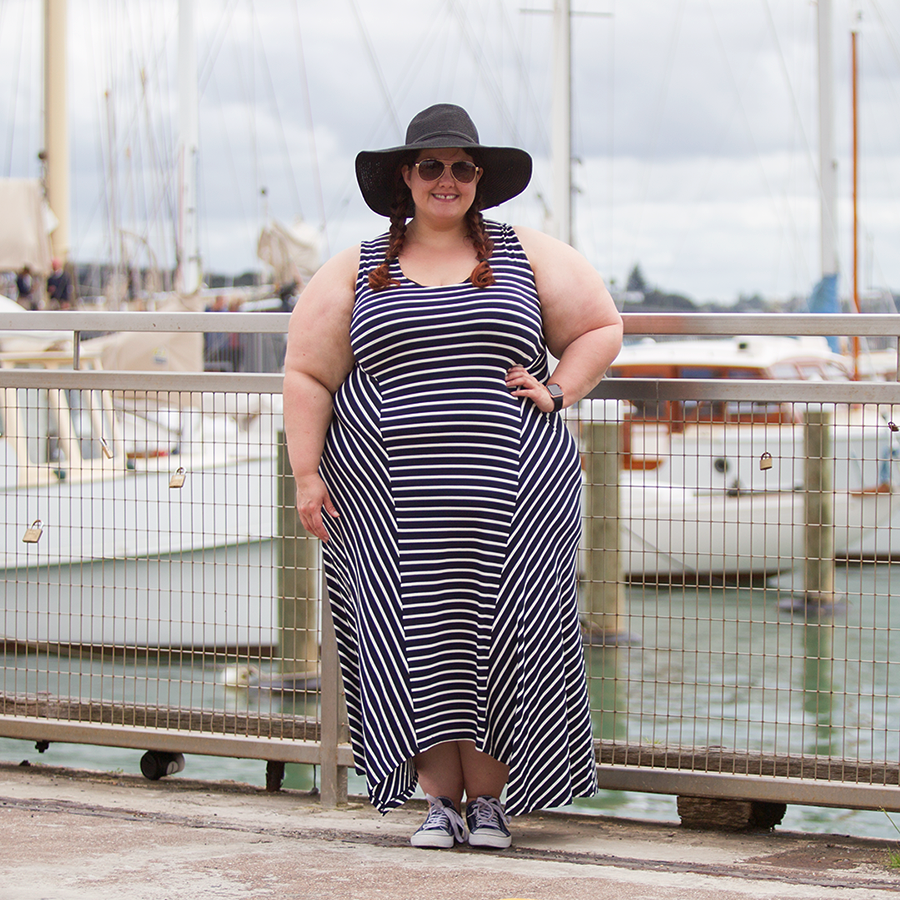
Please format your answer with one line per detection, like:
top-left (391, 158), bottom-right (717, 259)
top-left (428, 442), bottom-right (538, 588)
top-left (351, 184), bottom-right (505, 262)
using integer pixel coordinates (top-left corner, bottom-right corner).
top-left (3, 310), bottom-right (900, 336)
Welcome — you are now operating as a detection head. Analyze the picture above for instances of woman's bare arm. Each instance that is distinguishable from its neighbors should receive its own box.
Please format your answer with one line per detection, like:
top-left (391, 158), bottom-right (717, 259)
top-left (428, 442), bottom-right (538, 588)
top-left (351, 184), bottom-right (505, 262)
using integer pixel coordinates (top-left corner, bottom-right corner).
top-left (512, 226), bottom-right (623, 409)
top-left (282, 245), bottom-right (359, 539)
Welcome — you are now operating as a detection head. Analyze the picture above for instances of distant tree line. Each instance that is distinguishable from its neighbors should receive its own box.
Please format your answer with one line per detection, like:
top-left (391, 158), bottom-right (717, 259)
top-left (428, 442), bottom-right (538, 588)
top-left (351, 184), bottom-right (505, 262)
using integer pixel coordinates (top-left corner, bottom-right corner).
top-left (615, 263), bottom-right (899, 315)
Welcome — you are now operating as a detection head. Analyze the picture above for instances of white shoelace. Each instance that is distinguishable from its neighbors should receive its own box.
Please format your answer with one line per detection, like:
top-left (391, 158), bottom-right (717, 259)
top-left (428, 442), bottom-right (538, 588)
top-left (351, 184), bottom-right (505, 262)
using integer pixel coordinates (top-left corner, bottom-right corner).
top-left (469, 795), bottom-right (509, 829)
top-left (422, 794), bottom-right (467, 841)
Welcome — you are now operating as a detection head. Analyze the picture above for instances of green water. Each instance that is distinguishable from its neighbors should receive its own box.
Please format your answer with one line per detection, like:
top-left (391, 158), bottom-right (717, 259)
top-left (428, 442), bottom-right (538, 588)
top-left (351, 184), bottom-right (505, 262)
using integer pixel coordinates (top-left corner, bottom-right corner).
top-left (2, 562), bottom-right (900, 842)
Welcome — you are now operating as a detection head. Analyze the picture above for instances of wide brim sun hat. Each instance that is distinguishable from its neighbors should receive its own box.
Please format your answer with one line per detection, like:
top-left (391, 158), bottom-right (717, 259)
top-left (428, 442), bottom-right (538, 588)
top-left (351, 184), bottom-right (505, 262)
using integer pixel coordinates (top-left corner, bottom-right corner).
top-left (355, 103), bottom-right (533, 218)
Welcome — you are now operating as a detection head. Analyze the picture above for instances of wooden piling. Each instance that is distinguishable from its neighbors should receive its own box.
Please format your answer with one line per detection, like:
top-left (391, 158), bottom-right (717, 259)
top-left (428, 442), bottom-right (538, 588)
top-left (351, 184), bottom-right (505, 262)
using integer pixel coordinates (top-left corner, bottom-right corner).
top-left (581, 418), bottom-right (627, 644)
top-left (803, 409), bottom-right (835, 607)
top-left (319, 580), bottom-right (349, 807)
top-left (276, 434), bottom-right (320, 675)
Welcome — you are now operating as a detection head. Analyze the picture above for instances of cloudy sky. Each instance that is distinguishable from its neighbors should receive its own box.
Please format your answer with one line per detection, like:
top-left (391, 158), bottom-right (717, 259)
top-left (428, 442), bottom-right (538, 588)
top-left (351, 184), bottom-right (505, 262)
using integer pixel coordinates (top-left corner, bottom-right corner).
top-left (1, 0), bottom-right (898, 305)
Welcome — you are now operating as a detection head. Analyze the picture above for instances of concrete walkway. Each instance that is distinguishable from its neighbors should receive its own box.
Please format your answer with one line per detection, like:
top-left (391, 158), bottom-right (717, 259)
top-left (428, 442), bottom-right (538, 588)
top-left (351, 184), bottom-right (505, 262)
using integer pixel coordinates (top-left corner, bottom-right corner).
top-left (2, 762), bottom-right (900, 899)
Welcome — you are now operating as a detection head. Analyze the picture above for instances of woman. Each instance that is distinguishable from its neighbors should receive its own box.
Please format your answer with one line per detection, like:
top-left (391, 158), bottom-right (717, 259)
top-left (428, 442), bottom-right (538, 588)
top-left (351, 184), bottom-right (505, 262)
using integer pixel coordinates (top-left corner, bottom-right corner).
top-left (283, 103), bottom-right (623, 849)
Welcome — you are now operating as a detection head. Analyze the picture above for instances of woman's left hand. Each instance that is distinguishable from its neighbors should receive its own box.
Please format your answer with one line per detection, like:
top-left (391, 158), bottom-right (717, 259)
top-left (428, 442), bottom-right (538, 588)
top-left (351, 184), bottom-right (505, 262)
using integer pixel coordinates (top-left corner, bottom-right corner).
top-left (506, 365), bottom-right (557, 413)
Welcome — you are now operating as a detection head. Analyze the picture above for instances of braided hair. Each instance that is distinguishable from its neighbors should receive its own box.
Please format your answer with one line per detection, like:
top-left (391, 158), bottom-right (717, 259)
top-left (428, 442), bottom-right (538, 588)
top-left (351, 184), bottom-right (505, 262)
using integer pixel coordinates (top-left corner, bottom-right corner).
top-left (368, 158), bottom-right (495, 291)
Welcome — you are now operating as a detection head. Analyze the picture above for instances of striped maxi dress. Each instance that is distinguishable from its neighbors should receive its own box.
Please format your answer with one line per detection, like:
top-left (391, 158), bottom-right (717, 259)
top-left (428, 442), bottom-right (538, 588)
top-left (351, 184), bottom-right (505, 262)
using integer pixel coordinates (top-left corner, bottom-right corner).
top-left (319, 220), bottom-right (597, 816)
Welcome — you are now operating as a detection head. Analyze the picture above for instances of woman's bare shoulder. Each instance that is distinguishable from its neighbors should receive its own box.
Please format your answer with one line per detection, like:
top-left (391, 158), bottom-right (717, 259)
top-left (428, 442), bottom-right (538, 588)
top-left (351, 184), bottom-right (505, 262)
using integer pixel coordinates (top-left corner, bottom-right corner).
top-left (285, 245), bottom-right (360, 390)
top-left (289, 245), bottom-right (361, 332)
top-left (512, 225), bottom-right (584, 267)
top-left (308, 244), bottom-right (361, 291)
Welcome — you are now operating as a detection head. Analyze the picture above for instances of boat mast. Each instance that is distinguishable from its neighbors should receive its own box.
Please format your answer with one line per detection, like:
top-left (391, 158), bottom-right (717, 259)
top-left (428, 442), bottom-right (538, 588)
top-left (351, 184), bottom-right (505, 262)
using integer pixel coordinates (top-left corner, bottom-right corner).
top-left (817, 0), bottom-right (839, 283)
top-left (43, 0), bottom-right (69, 264)
top-left (851, 15), bottom-right (861, 317)
top-left (550, 0), bottom-right (572, 246)
top-left (176, 0), bottom-right (202, 297)
top-left (850, 11), bottom-right (862, 379)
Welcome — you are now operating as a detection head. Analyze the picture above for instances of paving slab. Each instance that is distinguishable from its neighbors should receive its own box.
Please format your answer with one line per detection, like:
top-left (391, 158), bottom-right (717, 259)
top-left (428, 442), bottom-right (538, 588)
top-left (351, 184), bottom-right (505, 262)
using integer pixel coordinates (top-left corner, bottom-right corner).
top-left (2, 762), bottom-right (900, 899)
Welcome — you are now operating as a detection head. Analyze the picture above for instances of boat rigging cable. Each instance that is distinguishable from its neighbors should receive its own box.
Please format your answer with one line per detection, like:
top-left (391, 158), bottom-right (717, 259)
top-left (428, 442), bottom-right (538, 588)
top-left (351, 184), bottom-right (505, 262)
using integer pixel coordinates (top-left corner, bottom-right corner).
top-left (290, 3), bottom-right (329, 258)
top-left (701, 2), bottom-right (811, 295)
top-left (628, 0), bottom-right (687, 277)
top-left (348, 0), bottom-right (403, 136)
top-left (1, 1), bottom-right (34, 178)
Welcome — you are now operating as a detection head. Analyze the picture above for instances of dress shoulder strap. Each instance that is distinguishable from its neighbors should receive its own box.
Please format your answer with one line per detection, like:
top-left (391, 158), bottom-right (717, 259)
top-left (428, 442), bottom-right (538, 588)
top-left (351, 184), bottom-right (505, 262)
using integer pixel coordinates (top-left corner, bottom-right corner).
top-left (356, 234), bottom-right (390, 291)
top-left (483, 220), bottom-right (535, 285)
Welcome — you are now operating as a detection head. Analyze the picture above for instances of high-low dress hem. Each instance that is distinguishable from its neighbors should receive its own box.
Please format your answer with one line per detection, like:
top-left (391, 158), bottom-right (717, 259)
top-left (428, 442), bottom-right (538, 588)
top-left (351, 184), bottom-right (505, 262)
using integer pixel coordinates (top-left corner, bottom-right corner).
top-left (320, 221), bottom-right (597, 816)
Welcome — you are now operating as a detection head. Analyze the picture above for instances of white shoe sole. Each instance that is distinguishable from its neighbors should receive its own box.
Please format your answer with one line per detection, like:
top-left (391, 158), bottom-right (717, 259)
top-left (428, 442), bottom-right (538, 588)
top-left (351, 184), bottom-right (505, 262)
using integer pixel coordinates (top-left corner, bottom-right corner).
top-left (410, 832), bottom-right (458, 849)
top-left (468, 831), bottom-right (512, 849)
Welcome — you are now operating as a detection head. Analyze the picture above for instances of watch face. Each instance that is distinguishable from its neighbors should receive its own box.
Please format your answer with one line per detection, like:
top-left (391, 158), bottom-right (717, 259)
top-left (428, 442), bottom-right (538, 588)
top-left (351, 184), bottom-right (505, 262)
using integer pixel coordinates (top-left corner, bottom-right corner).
top-left (547, 383), bottom-right (563, 411)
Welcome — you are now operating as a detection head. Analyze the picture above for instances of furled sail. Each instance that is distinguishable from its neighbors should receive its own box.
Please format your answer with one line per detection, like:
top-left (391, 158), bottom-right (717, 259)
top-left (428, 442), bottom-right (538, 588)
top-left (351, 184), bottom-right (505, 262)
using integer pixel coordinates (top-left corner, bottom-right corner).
top-left (256, 217), bottom-right (321, 287)
top-left (0, 179), bottom-right (55, 275)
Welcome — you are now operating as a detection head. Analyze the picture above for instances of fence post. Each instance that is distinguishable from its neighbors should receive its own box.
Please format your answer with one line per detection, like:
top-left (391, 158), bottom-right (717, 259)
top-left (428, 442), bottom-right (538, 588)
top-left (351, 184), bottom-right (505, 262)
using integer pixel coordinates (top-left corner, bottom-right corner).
top-left (803, 408), bottom-right (835, 607)
top-left (581, 410), bottom-right (630, 645)
top-left (276, 434), bottom-right (319, 676)
top-left (319, 578), bottom-right (349, 807)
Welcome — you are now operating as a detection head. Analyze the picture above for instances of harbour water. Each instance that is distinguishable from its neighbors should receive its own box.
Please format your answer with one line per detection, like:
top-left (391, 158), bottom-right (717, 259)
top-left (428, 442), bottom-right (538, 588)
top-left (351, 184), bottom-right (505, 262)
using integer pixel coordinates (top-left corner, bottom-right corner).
top-left (2, 561), bottom-right (900, 843)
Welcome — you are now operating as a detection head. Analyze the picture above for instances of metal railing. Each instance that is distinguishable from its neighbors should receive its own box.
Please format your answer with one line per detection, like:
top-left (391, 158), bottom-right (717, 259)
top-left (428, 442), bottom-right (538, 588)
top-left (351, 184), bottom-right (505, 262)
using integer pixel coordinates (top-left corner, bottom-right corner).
top-left (3, 310), bottom-right (900, 815)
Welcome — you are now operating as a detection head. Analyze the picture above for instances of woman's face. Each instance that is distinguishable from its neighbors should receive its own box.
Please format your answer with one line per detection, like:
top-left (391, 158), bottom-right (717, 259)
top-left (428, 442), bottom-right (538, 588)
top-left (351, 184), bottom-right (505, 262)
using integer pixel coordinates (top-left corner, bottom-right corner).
top-left (402, 148), bottom-right (482, 221)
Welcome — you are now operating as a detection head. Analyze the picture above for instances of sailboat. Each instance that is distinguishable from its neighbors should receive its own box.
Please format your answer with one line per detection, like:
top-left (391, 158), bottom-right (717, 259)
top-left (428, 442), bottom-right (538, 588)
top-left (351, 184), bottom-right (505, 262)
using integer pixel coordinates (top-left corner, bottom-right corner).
top-left (0, 0), bottom-right (285, 654)
top-left (595, 0), bottom-right (900, 581)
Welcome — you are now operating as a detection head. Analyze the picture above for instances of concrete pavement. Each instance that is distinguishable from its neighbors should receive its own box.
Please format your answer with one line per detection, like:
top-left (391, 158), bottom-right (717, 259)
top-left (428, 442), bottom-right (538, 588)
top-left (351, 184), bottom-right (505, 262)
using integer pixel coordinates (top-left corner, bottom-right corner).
top-left (2, 761), bottom-right (900, 899)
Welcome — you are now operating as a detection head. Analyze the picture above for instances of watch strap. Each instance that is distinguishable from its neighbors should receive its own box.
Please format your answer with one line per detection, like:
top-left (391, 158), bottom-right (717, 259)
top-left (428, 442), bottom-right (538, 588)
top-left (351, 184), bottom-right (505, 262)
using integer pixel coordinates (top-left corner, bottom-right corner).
top-left (547, 382), bottom-right (564, 412)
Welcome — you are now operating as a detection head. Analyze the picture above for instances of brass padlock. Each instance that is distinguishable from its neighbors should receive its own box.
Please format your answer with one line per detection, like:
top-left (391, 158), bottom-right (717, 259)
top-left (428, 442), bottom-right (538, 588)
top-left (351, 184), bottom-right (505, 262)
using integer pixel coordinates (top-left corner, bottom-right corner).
top-left (890, 421), bottom-right (899, 433)
top-left (168, 467), bottom-right (187, 489)
top-left (759, 452), bottom-right (773, 471)
top-left (99, 436), bottom-right (113, 459)
top-left (22, 520), bottom-right (44, 543)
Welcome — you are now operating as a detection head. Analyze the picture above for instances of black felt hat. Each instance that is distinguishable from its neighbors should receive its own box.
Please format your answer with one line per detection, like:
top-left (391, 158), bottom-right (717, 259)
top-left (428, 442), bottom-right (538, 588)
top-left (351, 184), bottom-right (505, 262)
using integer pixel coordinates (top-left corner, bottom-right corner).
top-left (355, 103), bottom-right (533, 217)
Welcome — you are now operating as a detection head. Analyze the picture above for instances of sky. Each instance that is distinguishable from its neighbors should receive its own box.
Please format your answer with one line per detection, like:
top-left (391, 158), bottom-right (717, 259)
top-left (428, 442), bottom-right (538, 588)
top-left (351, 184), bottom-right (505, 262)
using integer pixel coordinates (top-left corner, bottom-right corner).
top-left (1, 0), bottom-right (898, 306)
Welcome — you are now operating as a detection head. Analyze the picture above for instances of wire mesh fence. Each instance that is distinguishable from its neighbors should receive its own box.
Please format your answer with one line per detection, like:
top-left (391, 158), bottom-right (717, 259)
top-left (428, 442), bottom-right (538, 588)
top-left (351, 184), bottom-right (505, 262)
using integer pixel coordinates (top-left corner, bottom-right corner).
top-left (583, 355), bottom-right (900, 811)
top-left (3, 312), bottom-right (900, 814)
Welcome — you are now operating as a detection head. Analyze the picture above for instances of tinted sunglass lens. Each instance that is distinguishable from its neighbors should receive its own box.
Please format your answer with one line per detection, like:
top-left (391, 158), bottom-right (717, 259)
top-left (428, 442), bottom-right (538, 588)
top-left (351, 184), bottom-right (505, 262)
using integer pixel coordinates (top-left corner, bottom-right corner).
top-left (451, 162), bottom-right (477, 183)
top-left (417, 160), bottom-right (445, 181)
top-left (416, 160), bottom-right (478, 183)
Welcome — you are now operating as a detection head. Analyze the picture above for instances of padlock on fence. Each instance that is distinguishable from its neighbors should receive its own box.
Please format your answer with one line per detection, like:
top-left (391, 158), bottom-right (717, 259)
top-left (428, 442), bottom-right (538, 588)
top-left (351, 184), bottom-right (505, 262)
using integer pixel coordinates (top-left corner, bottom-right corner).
top-left (760, 452), bottom-right (773, 471)
top-left (22, 520), bottom-right (44, 543)
top-left (168, 467), bottom-right (187, 489)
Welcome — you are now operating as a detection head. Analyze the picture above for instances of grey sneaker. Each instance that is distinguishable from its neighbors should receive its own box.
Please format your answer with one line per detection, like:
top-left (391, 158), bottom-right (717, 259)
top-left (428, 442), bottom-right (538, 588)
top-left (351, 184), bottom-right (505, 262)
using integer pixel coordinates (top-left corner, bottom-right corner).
top-left (466, 795), bottom-right (511, 848)
top-left (410, 794), bottom-right (468, 848)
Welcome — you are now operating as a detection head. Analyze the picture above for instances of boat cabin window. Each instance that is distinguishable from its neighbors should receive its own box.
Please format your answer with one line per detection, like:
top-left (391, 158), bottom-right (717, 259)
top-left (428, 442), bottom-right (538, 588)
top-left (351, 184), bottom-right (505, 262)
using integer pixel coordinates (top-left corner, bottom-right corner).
top-left (681, 399), bottom-right (727, 422)
top-left (19, 388), bottom-right (64, 465)
top-left (0, 407), bottom-right (16, 489)
top-left (770, 360), bottom-right (852, 381)
top-left (65, 389), bottom-right (111, 460)
top-left (627, 399), bottom-right (665, 420)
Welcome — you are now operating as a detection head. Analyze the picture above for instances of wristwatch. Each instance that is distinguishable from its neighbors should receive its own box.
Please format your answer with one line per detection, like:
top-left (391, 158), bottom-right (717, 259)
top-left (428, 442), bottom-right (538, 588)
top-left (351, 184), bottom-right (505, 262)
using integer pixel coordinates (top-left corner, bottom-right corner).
top-left (547, 383), bottom-right (564, 412)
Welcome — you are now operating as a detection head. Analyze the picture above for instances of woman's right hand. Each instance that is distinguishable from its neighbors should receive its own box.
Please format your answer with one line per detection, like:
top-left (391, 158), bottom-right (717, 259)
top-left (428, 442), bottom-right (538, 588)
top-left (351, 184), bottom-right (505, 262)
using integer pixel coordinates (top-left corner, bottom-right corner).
top-left (295, 473), bottom-right (340, 541)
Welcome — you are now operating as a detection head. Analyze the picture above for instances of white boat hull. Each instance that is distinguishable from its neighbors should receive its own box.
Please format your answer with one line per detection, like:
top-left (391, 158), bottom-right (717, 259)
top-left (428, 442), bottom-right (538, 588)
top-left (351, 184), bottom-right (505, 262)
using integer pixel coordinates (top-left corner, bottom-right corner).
top-left (620, 478), bottom-right (897, 580)
top-left (2, 457), bottom-right (283, 652)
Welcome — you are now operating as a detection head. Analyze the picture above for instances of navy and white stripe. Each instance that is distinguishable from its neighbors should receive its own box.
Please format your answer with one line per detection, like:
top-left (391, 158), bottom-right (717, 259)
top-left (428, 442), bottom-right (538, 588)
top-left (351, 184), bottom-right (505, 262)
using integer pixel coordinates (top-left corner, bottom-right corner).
top-left (321, 221), bottom-right (597, 815)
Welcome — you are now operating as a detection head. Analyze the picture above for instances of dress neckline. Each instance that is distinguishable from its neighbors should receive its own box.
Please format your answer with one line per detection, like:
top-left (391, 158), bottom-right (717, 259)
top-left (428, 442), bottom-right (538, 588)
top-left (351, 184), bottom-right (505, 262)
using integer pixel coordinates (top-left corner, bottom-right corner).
top-left (394, 259), bottom-right (472, 289)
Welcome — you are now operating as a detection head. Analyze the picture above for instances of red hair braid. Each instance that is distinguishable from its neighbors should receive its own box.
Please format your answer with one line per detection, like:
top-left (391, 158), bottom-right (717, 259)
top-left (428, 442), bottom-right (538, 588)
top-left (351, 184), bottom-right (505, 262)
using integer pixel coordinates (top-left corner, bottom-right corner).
top-left (367, 206), bottom-right (406, 291)
top-left (466, 206), bottom-right (495, 288)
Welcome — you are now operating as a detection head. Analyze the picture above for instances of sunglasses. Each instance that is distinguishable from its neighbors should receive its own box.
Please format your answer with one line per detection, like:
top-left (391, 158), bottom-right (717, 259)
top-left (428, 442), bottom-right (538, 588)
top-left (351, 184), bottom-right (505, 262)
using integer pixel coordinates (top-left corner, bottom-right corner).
top-left (412, 159), bottom-right (481, 184)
